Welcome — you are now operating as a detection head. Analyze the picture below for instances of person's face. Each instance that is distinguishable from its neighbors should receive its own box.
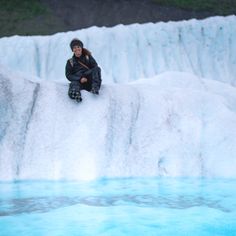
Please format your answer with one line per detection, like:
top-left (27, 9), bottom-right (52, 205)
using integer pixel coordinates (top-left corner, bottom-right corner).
top-left (73, 45), bottom-right (82, 57)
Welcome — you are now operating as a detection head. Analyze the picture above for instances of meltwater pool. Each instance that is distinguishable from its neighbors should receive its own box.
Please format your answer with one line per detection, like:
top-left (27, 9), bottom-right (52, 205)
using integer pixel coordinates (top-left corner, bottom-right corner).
top-left (0, 178), bottom-right (236, 236)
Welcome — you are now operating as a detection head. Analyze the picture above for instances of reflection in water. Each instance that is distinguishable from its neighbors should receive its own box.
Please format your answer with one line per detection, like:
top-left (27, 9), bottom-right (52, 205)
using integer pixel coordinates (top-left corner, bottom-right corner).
top-left (0, 194), bottom-right (230, 216)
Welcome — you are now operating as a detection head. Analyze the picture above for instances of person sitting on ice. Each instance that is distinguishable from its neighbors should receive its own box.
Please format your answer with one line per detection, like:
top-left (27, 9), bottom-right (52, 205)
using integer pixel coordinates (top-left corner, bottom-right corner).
top-left (65, 38), bottom-right (102, 102)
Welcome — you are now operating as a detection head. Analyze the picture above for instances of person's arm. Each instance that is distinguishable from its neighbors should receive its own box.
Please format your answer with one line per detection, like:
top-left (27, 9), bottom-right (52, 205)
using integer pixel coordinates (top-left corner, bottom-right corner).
top-left (65, 60), bottom-right (82, 81)
top-left (89, 55), bottom-right (98, 68)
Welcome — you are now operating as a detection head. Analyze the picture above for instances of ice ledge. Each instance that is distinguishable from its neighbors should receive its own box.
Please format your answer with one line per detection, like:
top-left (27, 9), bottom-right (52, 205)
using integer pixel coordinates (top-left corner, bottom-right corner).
top-left (1, 71), bottom-right (236, 181)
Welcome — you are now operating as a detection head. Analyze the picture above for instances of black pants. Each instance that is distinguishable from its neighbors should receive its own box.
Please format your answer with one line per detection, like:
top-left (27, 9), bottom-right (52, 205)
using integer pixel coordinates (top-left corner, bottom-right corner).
top-left (68, 67), bottom-right (102, 99)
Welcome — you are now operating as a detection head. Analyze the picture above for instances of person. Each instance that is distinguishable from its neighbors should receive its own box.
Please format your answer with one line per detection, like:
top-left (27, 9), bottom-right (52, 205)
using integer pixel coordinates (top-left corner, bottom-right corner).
top-left (65, 38), bottom-right (102, 102)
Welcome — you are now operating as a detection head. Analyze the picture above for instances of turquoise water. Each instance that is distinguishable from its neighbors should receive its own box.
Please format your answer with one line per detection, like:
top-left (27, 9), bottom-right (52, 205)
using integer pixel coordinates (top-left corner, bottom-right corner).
top-left (0, 178), bottom-right (236, 236)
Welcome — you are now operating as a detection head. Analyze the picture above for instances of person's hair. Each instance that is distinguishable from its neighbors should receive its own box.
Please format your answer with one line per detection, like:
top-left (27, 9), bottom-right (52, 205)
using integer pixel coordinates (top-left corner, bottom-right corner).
top-left (82, 48), bottom-right (91, 56)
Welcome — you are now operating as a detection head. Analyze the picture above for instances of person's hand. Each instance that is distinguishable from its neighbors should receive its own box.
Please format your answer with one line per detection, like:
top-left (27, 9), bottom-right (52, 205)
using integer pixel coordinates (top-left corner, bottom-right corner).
top-left (80, 77), bottom-right (88, 83)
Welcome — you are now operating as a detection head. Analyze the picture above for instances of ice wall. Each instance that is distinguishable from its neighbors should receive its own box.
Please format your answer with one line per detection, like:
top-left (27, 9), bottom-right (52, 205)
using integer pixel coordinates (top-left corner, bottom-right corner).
top-left (1, 69), bottom-right (236, 181)
top-left (1, 16), bottom-right (236, 181)
top-left (0, 16), bottom-right (236, 85)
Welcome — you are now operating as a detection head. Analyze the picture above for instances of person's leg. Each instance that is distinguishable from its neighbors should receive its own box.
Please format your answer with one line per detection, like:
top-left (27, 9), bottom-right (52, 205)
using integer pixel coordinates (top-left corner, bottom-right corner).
top-left (91, 67), bottom-right (102, 94)
top-left (83, 67), bottom-right (102, 94)
top-left (68, 81), bottom-right (82, 102)
top-left (82, 79), bottom-right (92, 92)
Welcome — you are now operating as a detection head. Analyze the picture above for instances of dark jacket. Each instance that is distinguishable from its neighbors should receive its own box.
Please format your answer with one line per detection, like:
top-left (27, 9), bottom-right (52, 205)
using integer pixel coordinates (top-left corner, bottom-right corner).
top-left (65, 53), bottom-right (98, 82)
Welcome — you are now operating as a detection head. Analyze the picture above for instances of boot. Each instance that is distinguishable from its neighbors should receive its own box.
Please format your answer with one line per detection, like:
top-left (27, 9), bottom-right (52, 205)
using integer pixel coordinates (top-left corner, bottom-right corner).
top-left (75, 91), bottom-right (82, 102)
top-left (91, 86), bottom-right (99, 95)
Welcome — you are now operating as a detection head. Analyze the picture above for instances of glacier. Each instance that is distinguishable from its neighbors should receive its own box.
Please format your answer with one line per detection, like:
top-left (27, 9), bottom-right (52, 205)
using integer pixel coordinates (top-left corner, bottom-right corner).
top-left (0, 16), bottom-right (236, 85)
top-left (0, 16), bottom-right (236, 181)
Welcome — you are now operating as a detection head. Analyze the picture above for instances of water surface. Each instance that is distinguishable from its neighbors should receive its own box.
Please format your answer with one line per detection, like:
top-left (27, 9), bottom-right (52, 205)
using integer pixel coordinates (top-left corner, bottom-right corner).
top-left (0, 178), bottom-right (236, 236)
